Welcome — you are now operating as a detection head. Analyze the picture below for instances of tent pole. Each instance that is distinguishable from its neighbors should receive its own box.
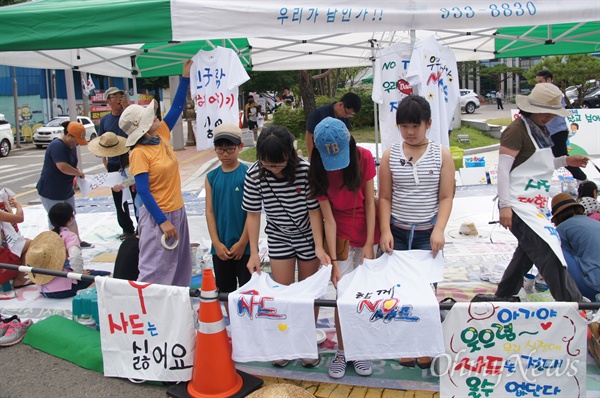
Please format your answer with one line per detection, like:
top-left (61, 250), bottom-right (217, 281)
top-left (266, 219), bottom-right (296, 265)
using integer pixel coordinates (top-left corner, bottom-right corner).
top-left (65, 68), bottom-right (82, 169)
top-left (369, 39), bottom-right (380, 166)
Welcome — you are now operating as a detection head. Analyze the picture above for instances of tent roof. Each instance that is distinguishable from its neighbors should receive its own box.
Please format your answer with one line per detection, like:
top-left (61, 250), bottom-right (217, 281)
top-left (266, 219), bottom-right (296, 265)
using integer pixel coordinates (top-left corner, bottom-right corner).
top-left (0, 0), bottom-right (599, 77)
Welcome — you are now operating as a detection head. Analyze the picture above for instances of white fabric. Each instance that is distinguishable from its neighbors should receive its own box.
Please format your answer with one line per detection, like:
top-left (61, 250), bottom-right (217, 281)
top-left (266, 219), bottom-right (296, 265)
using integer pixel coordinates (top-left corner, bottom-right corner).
top-left (337, 251), bottom-right (444, 361)
top-left (553, 155), bottom-right (568, 169)
top-left (406, 36), bottom-right (460, 149)
top-left (0, 187), bottom-right (26, 257)
top-left (509, 121), bottom-right (566, 264)
top-left (97, 278), bottom-right (196, 382)
top-left (67, 245), bottom-right (84, 274)
top-left (441, 302), bottom-right (587, 398)
top-left (497, 153), bottom-right (515, 208)
top-left (190, 46), bottom-right (249, 151)
top-left (371, 42), bottom-right (413, 151)
top-left (228, 265), bottom-right (331, 362)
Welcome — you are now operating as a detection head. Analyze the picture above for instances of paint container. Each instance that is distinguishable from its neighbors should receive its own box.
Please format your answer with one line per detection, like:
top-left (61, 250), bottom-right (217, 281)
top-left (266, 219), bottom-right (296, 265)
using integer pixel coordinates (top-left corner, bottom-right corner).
top-left (523, 274), bottom-right (535, 294)
top-left (190, 242), bottom-right (200, 268)
top-left (535, 274), bottom-right (548, 292)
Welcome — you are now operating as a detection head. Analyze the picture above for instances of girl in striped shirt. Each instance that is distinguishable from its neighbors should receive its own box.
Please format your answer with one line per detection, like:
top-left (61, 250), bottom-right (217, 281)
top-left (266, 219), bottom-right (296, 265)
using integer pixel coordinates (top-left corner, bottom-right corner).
top-left (378, 95), bottom-right (455, 369)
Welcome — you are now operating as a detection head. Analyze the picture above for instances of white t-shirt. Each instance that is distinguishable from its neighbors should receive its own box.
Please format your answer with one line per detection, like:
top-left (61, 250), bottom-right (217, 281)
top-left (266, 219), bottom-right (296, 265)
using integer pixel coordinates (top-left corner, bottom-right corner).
top-left (190, 46), bottom-right (249, 151)
top-left (337, 250), bottom-right (444, 361)
top-left (228, 266), bottom-right (331, 362)
top-left (372, 42), bottom-right (413, 151)
top-left (406, 36), bottom-right (460, 149)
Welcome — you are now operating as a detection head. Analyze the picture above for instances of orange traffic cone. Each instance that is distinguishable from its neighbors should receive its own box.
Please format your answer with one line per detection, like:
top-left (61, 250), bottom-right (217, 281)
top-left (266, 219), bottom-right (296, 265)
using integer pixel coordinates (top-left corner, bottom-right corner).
top-left (167, 269), bottom-right (263, 398)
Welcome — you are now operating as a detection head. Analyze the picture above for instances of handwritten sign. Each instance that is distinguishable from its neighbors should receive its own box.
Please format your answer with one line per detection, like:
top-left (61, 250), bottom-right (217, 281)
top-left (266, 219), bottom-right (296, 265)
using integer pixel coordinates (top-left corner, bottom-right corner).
top-left (97, 278), bottom-right (196, 382)
top-left (440, 302), bottom-right (587, 397)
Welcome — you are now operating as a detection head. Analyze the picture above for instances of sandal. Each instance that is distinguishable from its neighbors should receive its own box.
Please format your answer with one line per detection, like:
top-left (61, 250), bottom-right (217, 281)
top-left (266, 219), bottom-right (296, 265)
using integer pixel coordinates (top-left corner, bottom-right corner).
top-left (12, 280), bottom-right (33, 289)
top-left (416, 357), bottom-right (433, 369)
top-left (399, 358), bottom-right (416, 367)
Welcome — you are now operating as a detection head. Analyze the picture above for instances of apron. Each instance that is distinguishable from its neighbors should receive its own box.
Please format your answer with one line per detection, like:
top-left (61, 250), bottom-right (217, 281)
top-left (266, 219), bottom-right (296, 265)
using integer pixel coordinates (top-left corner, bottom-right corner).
top-left (508, 120), bottom-right (566, 265)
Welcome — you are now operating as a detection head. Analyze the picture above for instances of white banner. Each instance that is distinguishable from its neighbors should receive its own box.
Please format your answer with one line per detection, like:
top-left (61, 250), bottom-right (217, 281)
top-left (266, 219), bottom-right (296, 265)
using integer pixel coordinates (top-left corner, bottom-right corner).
top-left (440, 302), bottom-right (587, 398)
top-left (97, 278), bottom-right (197, 382)
top-left (511, 109), bottom-right (600, 156)
top-left (76, 172), bottom-right (124, 197)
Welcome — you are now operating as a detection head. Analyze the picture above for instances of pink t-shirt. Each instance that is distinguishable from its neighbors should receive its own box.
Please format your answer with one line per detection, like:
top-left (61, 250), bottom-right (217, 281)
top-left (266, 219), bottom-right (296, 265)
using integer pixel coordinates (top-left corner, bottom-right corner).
top-left (38, 227), bottom-right (78, 293)
top-left (317, 146), bottom-right (380, 247)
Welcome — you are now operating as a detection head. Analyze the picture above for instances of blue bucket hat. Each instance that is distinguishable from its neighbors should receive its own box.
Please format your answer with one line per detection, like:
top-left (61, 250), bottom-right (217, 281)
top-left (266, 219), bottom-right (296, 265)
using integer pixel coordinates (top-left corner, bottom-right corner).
top-left (314, 117), bottom-right (350, 171)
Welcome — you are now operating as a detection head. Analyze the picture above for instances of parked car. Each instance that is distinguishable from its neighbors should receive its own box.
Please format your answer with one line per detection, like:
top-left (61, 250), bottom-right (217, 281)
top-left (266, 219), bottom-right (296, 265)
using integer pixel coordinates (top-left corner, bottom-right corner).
top-left (32, 116), bottom-right (97, 148)
top-left (460, 89), bottom-right (481, 114)
top-left (578, 87), bottom-right (600, 108)
top-left (0, 114), bottom-right (13, 157)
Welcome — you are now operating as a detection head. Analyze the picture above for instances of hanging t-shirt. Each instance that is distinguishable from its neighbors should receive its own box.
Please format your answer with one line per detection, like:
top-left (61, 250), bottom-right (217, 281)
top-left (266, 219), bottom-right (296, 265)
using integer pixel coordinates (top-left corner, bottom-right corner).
top-left (371, 42), bottom-right (413, 151)
top-left (228, 265), bottom-right (331, 362)
top-left (337, 250), bottom-right (444, 361)
top-left (190, 47), bottom-right (249, 151)
top-left (406, 36), bottom-right (460, 149)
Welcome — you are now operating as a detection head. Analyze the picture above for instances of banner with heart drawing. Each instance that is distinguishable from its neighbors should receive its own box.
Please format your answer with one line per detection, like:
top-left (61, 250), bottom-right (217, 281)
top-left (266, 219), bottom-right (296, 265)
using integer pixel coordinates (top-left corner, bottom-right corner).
top-left (440, 302), bottom-right (587, 398)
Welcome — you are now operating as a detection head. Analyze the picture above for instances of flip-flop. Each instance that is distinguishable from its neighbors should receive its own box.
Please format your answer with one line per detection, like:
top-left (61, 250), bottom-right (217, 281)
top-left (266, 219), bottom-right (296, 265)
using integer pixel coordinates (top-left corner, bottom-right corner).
top-left (12, 280), bottom-right (33, 289)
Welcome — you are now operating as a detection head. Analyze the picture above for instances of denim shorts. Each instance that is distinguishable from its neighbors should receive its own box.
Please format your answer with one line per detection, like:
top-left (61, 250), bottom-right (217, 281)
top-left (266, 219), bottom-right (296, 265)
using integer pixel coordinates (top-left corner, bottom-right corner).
top-left (390, 224), bottom-right (432, 251)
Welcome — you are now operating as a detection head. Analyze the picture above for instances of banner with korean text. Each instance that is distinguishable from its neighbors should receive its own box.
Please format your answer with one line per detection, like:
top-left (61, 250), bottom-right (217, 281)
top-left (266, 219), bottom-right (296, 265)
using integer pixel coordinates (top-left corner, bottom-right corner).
top-left (97, 278), bottom-right (196, 381)
top-left (440, 302), bottom-right (587, 398)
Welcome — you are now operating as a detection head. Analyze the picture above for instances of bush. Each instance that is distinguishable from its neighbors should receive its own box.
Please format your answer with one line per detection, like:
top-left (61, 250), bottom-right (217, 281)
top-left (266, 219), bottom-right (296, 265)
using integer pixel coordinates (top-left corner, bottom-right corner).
top-left (270, 106), bottom-right (306, 138)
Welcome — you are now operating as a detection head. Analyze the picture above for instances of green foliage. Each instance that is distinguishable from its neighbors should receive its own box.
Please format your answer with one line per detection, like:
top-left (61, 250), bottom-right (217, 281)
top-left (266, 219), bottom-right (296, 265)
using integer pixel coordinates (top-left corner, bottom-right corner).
top-left (241, 70), bottom-right (299, 95)
top-left (525, 54), bottom-right (600, 106)
top-left (449, 125), bottom-right (500, 149)
top-left (316, 88), bottom-right (375, 128)
top-left (270, 105), bottom-right (306, 138)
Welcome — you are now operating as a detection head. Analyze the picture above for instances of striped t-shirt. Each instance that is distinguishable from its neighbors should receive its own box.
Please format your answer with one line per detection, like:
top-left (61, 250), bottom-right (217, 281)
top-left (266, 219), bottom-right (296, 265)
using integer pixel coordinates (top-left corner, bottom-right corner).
top-left (389, 142), bottom-right (442, 227)
top-left (242, 158), bottom-right (319, 236)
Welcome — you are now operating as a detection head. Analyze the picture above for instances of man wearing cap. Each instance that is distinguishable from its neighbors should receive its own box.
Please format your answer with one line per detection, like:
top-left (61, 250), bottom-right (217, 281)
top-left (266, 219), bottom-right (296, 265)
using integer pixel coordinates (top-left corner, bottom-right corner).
top-left (305, 92), bottom-right (361, 158)
top-left (99, 87), bottom-right (136, 240)
top-left (36, 121), bottom-right (92, 247)
top-left (535, 70), bottom-right (587, 181)
top-left (495, 83), bottom-right (588, 302)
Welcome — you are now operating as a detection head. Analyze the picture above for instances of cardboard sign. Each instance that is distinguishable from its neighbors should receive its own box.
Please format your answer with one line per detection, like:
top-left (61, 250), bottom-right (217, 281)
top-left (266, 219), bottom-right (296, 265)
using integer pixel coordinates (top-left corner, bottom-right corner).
top-left (97, 278), bottom-right (196, 382)
top-left (440, 302), bottom-right (587, 397)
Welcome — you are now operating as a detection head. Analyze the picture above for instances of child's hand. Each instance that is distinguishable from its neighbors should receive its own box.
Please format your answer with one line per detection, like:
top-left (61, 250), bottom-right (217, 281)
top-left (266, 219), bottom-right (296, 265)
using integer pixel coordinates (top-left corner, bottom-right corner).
top-left (314, 246), bottom-right (331, 266)
top-left (215, 242), bottom-right (230, 261)
top-left (379, 231), bottom-right (394, 254)
top-left (8, 197), bottom-right (20, 209)
top-left (430, 229), bottom-right (445, 258)
top-left (112, 184), bottom-right (122, 192)
top-left (330, 264), bottom-right (342, 289)
top-left (228, 242), bottom-right (245, 260)
top-left (499, 207), bottom-right (513, 230)
top-left (246, 253), bottom-right (262, 275)
top-left (361, 244), bottom-right (375, 264)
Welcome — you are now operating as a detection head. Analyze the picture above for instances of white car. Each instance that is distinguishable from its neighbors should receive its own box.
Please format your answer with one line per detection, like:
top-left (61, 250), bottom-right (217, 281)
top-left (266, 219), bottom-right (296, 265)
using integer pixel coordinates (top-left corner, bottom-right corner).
top-left (0, 114), bottom-right (13, 157)
top-left (460, 89), bottom-right (481, 114)
top-left (32, 116), bottom-right (97, 148)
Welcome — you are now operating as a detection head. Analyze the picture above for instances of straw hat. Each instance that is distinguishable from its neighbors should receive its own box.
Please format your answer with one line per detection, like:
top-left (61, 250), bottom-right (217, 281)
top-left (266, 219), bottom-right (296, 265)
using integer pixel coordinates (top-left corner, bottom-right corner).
top-left (87, 132), bottom-right (128, 157)
top-left (26, 231), bottom-right (66, 285)
top-left (119, 99), bottom-right (158, 147)
top-left (551, 193), bottom-right (584, 218)
top-left (515, 83), bottom-right (571, 117)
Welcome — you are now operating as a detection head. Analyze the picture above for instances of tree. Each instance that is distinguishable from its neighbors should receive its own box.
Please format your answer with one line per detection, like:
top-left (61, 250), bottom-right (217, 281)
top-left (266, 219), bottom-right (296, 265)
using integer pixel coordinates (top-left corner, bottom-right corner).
top-left (525, 54), bottom-right (600, 107)
top-left (480, 64), bottom-right (525, 92)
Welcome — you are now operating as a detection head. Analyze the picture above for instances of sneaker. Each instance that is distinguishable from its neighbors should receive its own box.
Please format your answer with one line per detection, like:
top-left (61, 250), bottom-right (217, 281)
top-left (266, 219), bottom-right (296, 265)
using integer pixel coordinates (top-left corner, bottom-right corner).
top-left (80, 241), bottom-right (94, 249)
top-left (271, 359), bottom-right (290, 367)
top-left (353, 360), bottom-right (372, 376)
top-left (301, 357), bottom-right (320, 368)
top-left (0, 322), bottom-right (10, 337)
top-left (328, 351), bottom-right (347, 379)
top-left (0, 319), bottom-right (32, 346)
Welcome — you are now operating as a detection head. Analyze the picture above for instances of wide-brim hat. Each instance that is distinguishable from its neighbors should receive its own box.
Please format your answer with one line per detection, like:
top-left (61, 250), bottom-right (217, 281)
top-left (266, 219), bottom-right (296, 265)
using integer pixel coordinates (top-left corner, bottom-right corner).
top-left (515, 83), bottom-right (571, 117)
top-left (551, 193), bottom-right (584, 218)
top-left (88, 132), bottom-right (128, 157)
top-left (119, 99), bottom-right (158, 147)
top-left (26, 231), bottom-right (66, 285)
top-left (314, 117), bottom-right (350, 171)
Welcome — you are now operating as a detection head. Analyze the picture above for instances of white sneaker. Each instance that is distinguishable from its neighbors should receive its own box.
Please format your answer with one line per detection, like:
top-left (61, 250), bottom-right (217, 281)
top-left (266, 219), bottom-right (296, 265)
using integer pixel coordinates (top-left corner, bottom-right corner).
top-left (328, 352), bottom-right (347, 379)
top-left (353, 360), bottom-right (372, 376)
top-left (271, 359), bottom-right (290, 367)
top-left (301, 357), bottom-right (320, 367)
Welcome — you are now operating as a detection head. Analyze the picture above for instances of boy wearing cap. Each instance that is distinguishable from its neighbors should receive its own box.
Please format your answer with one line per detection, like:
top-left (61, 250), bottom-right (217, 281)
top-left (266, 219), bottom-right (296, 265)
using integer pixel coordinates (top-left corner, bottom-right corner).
top-left (205, 124), bottom-right (251, 311)
top-left (36, 121), bottom-right (92, 247)
top-left (99, 87), bottom-right (136, 240)
top-left (495, 83), bottom-right (588, 302)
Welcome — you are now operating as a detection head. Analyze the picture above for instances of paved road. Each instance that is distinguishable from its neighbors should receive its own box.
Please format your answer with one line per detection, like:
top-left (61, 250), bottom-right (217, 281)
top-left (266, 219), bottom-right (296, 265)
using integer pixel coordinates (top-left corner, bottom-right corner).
top-left (0, 143), bottom-right (105, 205)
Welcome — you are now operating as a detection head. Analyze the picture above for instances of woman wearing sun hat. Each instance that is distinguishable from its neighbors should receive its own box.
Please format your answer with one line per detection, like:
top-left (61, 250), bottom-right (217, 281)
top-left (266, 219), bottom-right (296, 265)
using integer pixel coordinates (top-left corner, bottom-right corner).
top-left (36, 120), bottom-right (92, 248)
top-left (495, 83), bottom-right (588, 302)
top-left (550, 193), bottom-right (600, 301)
top-left (118, 60), bottom-right (192, 287)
